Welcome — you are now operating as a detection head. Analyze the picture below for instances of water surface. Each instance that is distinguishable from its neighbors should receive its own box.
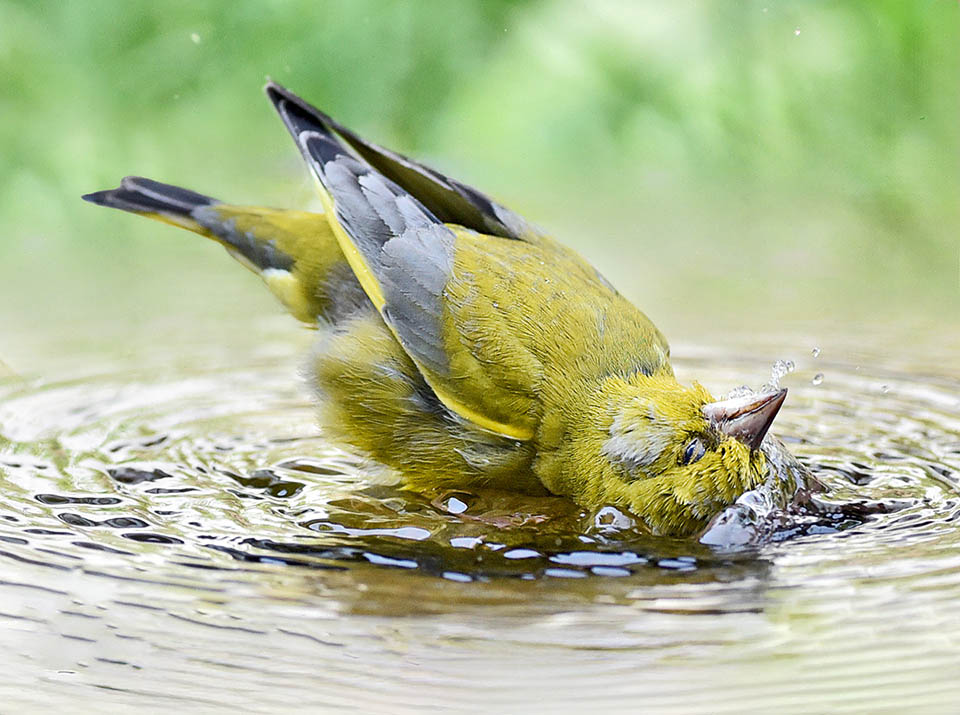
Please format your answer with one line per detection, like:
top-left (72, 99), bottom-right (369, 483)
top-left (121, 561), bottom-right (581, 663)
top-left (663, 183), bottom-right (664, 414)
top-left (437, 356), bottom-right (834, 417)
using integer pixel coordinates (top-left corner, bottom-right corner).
top-left (1, 314), bottom-right (959, 713)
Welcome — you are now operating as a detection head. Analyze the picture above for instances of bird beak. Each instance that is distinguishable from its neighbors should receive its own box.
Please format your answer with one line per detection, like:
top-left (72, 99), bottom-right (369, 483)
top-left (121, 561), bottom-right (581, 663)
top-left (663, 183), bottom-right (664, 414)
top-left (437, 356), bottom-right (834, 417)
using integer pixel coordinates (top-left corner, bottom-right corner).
top-left (702, 388), bottom-right (787, 450)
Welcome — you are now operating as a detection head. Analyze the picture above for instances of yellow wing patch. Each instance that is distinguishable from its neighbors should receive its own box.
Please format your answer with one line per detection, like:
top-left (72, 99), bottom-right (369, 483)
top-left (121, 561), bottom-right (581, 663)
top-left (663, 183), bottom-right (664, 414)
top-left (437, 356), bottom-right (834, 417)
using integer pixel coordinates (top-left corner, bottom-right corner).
top-left (432, 390), bottom-right (535, 441)
top-left (312, 176), bottom-right (386, 311)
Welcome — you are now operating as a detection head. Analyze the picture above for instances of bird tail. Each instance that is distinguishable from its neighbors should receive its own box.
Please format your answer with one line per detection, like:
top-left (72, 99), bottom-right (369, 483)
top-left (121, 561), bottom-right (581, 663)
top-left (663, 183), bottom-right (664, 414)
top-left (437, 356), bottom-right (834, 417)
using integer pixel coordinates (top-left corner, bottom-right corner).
top-left (82, 176), bottom-right (220, 233)
top-left (82, 176), bottom-right (360, 324)
top-left (82, 176), bottom-right (297, 273)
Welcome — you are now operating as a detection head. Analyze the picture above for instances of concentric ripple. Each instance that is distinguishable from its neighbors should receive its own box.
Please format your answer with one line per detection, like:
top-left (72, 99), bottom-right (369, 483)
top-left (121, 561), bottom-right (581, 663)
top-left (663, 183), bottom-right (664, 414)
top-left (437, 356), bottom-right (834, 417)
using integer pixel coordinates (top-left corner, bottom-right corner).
top-left (1, 338), bottom-right (958, 712)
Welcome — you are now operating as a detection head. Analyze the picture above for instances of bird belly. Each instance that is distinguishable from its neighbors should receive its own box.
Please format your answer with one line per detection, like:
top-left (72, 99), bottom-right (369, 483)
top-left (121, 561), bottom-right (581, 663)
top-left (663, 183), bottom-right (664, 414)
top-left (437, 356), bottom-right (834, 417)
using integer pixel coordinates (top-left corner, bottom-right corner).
top-left (305, 309), bottom-right (543, 494)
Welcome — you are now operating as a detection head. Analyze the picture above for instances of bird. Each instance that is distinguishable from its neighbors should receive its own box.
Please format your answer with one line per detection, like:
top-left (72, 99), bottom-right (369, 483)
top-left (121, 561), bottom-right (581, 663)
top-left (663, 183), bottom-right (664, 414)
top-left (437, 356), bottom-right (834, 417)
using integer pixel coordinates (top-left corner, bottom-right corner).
top-left (83, 82), bottom-right (795, 537)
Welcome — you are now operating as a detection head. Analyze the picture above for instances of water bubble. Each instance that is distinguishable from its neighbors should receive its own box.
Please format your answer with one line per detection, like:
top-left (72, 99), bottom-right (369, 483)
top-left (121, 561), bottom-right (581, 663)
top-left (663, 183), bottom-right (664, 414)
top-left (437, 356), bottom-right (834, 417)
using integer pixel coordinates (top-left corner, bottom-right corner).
top-left (190, 32), bottom-right (202, 44)
top-left (794, 28), bottom-right (801, 36)
top-left (811, 373), bottom-right (824, 386)
top-left (880, 385), bottom-right (889, 394)
top-left (811, 347), bottom-right (821, 358)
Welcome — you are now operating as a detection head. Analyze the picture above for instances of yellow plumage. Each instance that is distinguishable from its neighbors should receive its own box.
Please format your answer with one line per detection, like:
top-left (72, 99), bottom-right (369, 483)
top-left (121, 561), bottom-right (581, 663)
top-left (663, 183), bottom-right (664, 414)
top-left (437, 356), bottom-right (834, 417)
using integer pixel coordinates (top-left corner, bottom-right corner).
top-left (83, 83), bottom-right (798, 537)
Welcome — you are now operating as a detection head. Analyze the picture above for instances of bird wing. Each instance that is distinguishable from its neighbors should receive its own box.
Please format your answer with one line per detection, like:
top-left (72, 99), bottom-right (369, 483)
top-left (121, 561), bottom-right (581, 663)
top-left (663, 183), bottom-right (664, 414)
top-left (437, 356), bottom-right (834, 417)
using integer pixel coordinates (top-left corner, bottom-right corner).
top-left (265, 82), bottom-right (546, 245)
top-left (265, 85), bottom-right (617, 296)
top-left (268, 84), bottom-right (544, 440)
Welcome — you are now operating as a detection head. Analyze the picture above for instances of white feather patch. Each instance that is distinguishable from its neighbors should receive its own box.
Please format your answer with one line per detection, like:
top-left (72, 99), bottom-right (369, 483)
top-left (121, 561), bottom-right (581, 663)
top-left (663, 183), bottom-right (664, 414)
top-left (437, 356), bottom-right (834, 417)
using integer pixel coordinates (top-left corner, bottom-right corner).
top-left (602, 405), bottom-right (674, 476)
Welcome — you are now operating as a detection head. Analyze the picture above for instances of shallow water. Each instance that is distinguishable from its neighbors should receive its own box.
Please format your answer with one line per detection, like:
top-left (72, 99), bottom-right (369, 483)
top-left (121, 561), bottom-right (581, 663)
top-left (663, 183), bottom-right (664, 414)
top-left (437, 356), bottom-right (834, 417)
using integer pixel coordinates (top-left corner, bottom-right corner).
top-left (1, 316), bottom-right (959, 713)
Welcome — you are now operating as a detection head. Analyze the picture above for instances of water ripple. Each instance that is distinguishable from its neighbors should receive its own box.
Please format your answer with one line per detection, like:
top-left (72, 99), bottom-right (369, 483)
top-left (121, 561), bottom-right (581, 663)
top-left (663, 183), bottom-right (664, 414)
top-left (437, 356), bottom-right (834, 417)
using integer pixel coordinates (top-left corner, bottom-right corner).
top-left (0, 346), bottom-right (958, 711)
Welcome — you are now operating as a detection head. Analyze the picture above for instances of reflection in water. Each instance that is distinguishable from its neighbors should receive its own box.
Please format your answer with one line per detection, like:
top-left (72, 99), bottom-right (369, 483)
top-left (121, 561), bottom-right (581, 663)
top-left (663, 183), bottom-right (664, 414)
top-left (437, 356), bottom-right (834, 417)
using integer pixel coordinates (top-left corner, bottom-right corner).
top-left (1, 336), bottom-right (959, 711)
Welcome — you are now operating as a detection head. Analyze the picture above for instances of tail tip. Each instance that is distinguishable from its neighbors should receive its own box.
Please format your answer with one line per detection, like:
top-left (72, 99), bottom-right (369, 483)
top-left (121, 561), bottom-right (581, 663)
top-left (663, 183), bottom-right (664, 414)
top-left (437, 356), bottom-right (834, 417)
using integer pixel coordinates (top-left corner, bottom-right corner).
top-left (81, 177), bottom-right (217, 213)
top-left (82, 189), bottom-right (114, 206)
top-left (82, 177), bottom-right (150, 207)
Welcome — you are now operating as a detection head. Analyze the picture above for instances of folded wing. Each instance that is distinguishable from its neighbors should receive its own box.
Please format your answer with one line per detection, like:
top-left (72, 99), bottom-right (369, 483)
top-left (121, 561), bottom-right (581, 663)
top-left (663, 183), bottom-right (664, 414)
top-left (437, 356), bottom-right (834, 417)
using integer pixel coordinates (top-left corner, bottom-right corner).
top-left (267, 83), bottom-right (543, 440)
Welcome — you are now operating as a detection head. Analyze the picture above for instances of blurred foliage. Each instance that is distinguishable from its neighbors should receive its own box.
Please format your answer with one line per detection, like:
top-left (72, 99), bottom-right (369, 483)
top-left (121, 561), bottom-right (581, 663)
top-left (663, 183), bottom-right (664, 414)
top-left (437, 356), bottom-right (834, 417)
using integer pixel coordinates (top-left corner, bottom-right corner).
top-left (1, 0), bottom-right (957, 332)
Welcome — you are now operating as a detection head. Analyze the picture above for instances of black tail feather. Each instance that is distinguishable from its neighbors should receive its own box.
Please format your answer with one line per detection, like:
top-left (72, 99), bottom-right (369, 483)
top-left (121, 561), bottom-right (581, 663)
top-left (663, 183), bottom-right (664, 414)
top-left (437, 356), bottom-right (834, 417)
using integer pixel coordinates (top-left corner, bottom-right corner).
top-left (82, 176), bottom-right (218, 217)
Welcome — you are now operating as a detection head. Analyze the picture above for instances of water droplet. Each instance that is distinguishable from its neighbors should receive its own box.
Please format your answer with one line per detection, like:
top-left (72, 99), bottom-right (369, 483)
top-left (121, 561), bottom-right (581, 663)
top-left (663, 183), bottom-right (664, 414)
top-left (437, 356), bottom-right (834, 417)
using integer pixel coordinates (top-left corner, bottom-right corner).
top-left (811, 346), bottom-right (821, 358)
top-left (190, 32), bottom-right (201, 44)
top-left (880, 385), bottom-right (889, 394)
top-left (764, 358), bottom-right (796, 391)
top-left (811, 373), bottom-right (824, 386)
top-left (794, 28), bottom-right (801, 36)
top-left (757, 359), bottom-right (795, 393)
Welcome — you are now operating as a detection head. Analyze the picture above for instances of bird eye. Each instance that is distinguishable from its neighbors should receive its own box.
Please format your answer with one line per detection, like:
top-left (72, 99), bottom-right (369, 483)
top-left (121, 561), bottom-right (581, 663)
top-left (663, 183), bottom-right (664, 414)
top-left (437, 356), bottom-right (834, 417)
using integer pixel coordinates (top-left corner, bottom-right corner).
top-left (681, 438), bottom-right (706, 465)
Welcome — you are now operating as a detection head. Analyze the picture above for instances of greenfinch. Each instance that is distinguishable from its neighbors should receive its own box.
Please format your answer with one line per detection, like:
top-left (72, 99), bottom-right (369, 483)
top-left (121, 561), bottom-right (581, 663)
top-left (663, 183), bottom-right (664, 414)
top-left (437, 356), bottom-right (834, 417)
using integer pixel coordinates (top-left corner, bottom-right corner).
top-left (83, 83), bottom-right (797, 537)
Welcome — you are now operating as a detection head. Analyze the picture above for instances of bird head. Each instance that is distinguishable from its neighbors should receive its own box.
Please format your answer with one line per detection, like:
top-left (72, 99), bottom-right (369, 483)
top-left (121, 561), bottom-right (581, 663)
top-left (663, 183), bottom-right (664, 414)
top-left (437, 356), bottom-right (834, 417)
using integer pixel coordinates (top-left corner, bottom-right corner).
top-left (588, 374), bottom-right (788, 534)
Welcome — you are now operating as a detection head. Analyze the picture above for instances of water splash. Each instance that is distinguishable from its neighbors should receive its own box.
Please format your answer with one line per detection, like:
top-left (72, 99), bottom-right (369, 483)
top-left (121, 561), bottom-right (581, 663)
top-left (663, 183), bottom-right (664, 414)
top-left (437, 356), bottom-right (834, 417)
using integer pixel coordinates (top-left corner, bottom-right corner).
top-left (762, 358), bottom-right (795, 392)
top-left (724, 358), bottom-right (795, 399)
top-left (726, 384), bottom-right (755, 399)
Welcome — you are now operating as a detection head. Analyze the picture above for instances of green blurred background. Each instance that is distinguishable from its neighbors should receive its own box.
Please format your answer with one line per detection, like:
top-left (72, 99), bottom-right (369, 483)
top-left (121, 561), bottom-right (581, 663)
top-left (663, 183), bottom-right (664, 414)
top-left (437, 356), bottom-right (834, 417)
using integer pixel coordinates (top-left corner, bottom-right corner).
top-left (1, 0), bottom-right (957, 375)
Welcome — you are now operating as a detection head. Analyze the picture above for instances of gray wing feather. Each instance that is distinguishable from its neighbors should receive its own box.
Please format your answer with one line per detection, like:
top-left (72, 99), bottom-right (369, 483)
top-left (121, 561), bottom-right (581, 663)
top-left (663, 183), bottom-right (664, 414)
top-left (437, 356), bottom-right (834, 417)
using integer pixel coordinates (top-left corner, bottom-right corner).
top-left (288, 122), bottom-right (456, 379)
top-left (265, 81), bottom-right (544, 243)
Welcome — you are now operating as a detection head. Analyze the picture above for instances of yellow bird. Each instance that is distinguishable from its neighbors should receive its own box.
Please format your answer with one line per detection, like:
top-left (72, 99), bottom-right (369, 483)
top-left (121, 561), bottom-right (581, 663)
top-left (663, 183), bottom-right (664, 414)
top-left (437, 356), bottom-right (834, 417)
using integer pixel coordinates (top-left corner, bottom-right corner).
top-left (83, 83), bottom-right (797, 537)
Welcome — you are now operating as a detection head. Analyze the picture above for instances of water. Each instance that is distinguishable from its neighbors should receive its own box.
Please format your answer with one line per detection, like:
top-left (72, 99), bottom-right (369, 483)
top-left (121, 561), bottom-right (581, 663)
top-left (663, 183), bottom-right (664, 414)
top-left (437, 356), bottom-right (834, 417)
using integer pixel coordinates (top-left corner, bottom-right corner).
top-left (1, 315), bottom-right (959, 713)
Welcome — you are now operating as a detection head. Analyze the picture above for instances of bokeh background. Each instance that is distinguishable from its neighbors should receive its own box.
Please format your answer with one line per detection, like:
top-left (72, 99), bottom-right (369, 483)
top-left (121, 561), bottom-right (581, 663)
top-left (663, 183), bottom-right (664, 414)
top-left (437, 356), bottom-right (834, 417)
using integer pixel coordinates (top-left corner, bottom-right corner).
top-left (1, 0), bottom-right (957, 375)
